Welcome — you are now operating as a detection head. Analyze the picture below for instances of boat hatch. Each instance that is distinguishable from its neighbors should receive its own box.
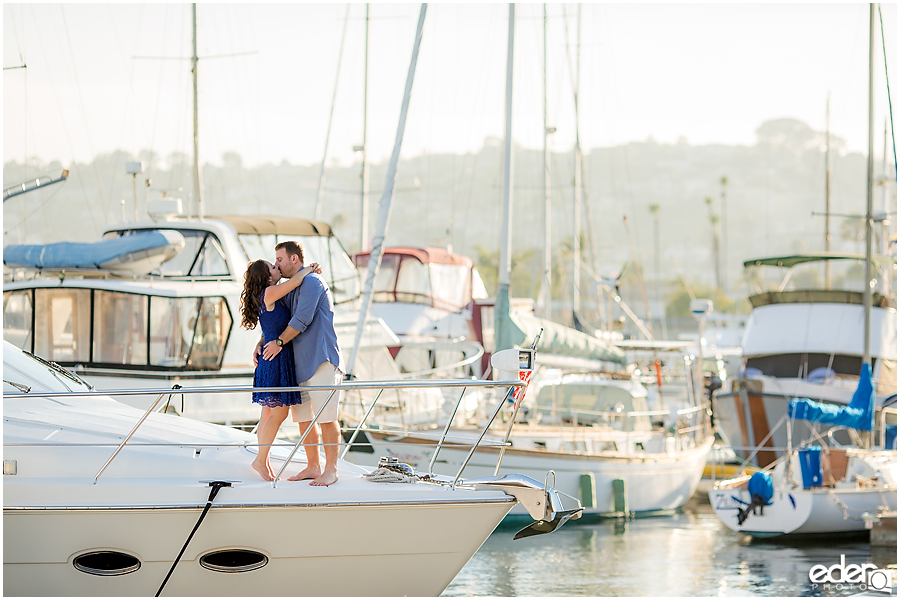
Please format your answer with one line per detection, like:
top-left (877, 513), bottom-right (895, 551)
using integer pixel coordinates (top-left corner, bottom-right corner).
top-left (73, 551), bottom-right (140, 576)
top-left (199, 549), bottom-right (268, 573)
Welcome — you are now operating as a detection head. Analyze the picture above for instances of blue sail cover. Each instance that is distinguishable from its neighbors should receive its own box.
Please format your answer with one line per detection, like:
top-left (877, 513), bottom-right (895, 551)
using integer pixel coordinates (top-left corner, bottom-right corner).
top-left (4, 231), bottom-right (183, 271)
top-left (787, 364), bottom-right (875, 431)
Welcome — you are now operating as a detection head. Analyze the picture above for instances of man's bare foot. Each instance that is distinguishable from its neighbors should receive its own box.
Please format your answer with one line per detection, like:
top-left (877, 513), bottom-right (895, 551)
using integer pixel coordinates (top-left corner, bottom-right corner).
top-left (310, 468), bottom-right (338, 487)
top-left (251, 459), bottom-right (274, 482)
top-left (288, 465), bottom-right (322, 481)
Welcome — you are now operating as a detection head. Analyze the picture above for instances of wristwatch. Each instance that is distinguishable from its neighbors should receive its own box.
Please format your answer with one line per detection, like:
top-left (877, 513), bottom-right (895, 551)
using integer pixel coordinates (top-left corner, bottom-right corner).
top-left (275, 338), bottom-right (284, 347)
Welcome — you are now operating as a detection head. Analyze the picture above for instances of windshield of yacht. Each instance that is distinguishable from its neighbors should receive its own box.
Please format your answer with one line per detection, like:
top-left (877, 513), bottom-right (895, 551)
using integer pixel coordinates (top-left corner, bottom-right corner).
top-left (104, 229), bottom-right (229, 277)
top-left (3, 342), bottom-right (92, 394)
top-left (238, 234), bottom-right (360, 305)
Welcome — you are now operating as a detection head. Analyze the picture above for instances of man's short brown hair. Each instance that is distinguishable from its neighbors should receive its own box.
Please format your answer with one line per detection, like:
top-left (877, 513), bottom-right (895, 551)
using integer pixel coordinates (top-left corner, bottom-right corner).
top-left (275, 240), bottom-right (304, 264)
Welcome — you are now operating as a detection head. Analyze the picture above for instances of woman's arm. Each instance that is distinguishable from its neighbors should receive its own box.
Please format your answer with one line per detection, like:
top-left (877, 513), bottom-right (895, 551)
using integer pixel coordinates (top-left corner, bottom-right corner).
top-left (264, 263), bottom-right (320, 307)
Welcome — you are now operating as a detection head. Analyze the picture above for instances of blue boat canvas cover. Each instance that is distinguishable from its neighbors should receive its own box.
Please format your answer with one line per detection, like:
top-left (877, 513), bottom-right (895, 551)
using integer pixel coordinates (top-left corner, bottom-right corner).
top-left (4, 231), bottom-right (184, 272)
top-left (787, 364), bottom-right (875, 431)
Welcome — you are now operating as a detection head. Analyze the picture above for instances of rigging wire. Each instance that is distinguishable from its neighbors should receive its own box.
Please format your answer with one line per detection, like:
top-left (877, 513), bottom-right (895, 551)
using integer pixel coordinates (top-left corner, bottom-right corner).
top-left (313, 3), bottom-right (352, 220)
top-left (454, 6), bottom-right (502, 257)
top-left (27, 4), bottom-right (97, 237)
top-left (560, 4), bottom-right (599, 275)
top-left (59, 5), bottom-right (110, 221)
top-left (877, 5), bottom-right (897, 177)
top-left (108, 4), bottom-right (149, 218)
top-left (4, 180), bottom-right (66, 235)
top-left (149, 4), bottom-right (173, 182)
top-left (171, 5), bottom-right (190, 192)
top-left (224, 5), bottom-right (254, 170)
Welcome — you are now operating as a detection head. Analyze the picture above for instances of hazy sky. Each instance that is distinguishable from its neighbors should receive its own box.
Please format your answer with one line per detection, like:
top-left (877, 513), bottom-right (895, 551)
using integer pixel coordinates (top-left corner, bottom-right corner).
top-left (3, 2), bottom-right (897, 170)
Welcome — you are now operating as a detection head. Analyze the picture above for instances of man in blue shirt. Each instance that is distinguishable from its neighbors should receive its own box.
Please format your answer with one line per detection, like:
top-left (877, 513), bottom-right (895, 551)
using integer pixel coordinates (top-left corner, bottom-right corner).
top-left (257, 240), bottom-right (345, 486)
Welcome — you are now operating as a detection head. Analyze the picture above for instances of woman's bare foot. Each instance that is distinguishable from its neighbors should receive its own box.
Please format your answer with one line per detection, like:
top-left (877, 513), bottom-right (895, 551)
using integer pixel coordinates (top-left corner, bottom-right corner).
top-left (288, 465), bottom-right (322, 481)
top-left (252, 458), bottom-right (274, 482)
top-left (310, 468), bottom-right (338, 487)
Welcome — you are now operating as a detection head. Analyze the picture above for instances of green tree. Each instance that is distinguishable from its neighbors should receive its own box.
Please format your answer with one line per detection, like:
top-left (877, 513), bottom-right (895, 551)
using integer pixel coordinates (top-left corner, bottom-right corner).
top-left (475, 245), bottom-right (538, 298)
top-left (665, 281), bottom-right (740, 318)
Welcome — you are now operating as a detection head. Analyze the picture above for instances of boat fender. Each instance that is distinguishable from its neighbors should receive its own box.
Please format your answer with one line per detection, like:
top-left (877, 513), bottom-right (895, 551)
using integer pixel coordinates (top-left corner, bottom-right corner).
top-left (736, 472), bottom-right (773, 525)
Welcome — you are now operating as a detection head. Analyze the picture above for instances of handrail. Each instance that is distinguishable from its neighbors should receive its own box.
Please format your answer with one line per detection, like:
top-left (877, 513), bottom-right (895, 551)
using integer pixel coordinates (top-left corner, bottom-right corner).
top-left (92, 389), bottom-right (180, 483)
top-left (452, 384), bottom-right (518, 488)
top-left (272, 389), bottom-right (337, 487)
top-left (3, 379), bottom-right (516, 400)
top-left (339, 389), bottom-right (385, 461)
top-left (429, 386), bottom-right (467, 474)
top-left (6, 379), bottom-right (526, 486)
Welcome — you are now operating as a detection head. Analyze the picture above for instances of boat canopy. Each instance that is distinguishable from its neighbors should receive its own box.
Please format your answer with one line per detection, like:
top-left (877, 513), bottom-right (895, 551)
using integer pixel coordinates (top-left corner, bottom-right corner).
top-left (742, 253), bottom-right (894, 269)
top-left (788, 364), bottom-right (875, 431)
top-left (743, 252), bottom-right (895, 303)
top-left (3, 231), bottom-right (184, 274)
top-left (353, 247), bottom-right (489, 312)
top-left (210, 215), bottom-right (333, 237)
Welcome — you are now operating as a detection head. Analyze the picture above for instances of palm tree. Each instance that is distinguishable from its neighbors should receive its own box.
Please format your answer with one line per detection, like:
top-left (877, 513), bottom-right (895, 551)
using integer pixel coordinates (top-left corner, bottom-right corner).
top-left (720, 175), bottom-right (728, 291)
top-left (705, 196), bottom-right (722, 290)
top-left (648, 204), bottom-right (668, 338)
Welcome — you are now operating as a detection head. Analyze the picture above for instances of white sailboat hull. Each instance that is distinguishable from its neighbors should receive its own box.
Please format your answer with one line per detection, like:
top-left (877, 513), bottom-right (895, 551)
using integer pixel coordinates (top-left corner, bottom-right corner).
top-left (708, 449), bottom-right (897, 538)
top-left (349, 432), bottom-right (713, 516)
top-left (709, 486), bottom-right (895, 537)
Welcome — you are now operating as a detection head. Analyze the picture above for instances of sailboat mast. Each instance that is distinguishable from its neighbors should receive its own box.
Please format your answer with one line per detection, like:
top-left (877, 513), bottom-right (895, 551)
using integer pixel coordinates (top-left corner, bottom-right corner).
top-left (360, 4), bottom-right (370, 251)
top-left (495, 3), bottom-right (516, 353)
top-left (346, 4), bottom-right (428, 375)
top-left (191, 3), bottom-right (203, 219)
top-left (864, 2), bottom-right (875, 369)
top-left (572, 5), bottom-right (582, 318)
top-left (825, 92), bottom-right (832, 289)
top-left (541, 4), bottom-right (551, 319)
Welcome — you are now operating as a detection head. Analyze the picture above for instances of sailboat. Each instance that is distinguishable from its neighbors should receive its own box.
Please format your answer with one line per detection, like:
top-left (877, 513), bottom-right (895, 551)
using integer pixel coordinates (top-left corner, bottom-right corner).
top-left (709, 4), bottom-right (898, 538)
top-left (1, 5), bottom-right (410, 427)
top-left (342, 5), bottom-right (714, 518)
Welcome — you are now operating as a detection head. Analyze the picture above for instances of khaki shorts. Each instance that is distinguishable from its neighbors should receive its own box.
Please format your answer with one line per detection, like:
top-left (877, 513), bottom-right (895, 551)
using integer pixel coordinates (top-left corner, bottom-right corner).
top-left (290, 361), bottom-right (342, 424)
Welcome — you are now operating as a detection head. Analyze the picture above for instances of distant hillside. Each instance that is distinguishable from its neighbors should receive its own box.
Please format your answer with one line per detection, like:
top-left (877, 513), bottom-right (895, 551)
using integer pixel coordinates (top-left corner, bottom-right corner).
top-left (4, 117), bottom-right (886, 335)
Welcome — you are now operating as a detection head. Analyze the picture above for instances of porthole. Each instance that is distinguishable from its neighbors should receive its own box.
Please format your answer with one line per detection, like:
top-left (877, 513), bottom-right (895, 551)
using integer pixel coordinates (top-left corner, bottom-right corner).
top-left (200, 549), bottom-right (268, 573)
top-left (73, 551), bottom-right (141, 576)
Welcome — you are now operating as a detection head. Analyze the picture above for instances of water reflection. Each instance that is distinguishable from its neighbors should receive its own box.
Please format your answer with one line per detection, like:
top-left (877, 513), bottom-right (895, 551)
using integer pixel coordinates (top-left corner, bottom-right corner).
top-left (443, 499), bottom-right (891, 597)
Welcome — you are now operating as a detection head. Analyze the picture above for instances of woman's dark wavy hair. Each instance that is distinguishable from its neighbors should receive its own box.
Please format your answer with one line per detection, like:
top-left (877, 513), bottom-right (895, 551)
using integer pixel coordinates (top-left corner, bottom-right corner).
top-left (240, 260), bottom-right (270, 329)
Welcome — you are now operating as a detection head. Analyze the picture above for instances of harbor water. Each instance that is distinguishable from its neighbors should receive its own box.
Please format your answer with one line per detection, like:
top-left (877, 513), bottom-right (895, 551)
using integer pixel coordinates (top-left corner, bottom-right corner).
top-left (443, 494), bottom-right (896, 597)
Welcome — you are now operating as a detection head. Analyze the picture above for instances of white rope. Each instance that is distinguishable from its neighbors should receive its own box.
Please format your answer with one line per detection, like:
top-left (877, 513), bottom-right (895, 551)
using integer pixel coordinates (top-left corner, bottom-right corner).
top-left (362, 468), bottom-right (418, 484)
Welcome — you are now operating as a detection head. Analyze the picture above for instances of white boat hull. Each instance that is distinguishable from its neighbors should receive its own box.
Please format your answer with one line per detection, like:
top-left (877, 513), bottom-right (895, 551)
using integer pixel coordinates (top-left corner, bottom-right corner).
top-left (708, 486), bottom-right (896, 537)
top-left (5, 499), bottom-right (510, 597)
top-left (708, 449), bottom-right (897, 538)
top-left (348, 432), bottom-right (713, 516)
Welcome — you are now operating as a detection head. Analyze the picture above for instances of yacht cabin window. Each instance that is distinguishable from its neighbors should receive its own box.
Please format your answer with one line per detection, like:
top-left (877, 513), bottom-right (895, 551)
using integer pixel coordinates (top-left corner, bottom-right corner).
top-left (358, 254), bottom-right (481, 311)
top-left (33, 289), bottom-right (91, 364)
top-left (3, 289), bottom-right (232, 371)
top-left (3, 290), bottom-right (33, 352)
top-left (94, 291), bottom-right (148, 365)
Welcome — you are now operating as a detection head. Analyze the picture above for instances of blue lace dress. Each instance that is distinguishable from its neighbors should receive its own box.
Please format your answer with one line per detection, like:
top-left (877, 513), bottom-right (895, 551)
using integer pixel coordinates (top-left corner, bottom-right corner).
top-left (252, 294), bottom-right (303, 407)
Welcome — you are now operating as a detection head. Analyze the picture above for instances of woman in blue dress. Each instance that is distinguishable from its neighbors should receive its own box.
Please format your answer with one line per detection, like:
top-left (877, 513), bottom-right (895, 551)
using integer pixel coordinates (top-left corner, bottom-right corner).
top-left (240, 258), bottom-right (319, 480)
